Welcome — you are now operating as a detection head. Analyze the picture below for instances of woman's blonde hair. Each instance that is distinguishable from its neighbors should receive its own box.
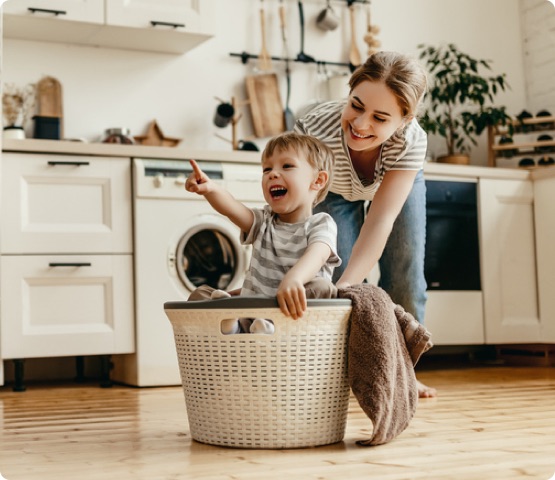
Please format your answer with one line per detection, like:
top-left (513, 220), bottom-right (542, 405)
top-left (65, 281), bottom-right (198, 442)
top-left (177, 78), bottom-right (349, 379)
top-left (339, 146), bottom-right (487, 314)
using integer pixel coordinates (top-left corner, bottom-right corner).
top-left (262, 132), bottom-right (334, 206)
top-left (349, 51), bottom-right (428, 118)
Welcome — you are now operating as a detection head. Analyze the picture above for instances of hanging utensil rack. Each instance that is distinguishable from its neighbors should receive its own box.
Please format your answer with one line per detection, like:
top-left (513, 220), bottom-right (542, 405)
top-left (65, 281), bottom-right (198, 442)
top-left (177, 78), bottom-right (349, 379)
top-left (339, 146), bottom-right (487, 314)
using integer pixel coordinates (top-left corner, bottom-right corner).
top-left (229, 51), bottom-right (351, 69)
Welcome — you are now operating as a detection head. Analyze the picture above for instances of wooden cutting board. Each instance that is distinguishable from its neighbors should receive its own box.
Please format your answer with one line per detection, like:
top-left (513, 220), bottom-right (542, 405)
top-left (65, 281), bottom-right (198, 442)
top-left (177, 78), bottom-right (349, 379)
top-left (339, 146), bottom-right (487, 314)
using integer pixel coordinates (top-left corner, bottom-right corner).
top-left (36, 76), bottom-right (64, 136)
top-left (245, 73), bottom-right (285, 138)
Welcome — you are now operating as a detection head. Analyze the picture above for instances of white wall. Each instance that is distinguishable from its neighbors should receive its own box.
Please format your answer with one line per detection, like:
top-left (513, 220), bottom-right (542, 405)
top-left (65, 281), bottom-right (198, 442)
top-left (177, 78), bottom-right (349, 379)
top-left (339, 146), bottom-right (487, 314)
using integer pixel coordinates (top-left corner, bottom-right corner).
top-left (2, 0), bottom-right (531, 165)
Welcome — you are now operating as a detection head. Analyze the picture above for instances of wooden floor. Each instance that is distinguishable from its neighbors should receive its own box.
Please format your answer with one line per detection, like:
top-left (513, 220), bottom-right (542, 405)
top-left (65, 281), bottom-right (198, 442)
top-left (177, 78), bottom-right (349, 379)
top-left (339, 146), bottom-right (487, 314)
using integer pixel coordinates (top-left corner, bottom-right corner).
top-left (1, 366), bottom-right (555, 480)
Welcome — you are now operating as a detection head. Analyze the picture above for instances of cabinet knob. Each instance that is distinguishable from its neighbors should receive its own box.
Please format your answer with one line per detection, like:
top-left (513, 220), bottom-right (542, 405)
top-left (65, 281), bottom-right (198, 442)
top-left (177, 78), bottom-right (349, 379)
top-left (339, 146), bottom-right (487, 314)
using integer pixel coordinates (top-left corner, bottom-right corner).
top-left (153, 174), bottom-right (164, 188)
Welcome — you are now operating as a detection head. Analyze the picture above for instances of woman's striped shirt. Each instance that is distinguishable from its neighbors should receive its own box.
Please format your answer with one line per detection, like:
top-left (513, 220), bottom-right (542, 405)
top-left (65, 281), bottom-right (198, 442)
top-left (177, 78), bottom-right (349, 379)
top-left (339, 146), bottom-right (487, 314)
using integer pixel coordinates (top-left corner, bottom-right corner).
top-left (295, 100), bottom-right (427, 202)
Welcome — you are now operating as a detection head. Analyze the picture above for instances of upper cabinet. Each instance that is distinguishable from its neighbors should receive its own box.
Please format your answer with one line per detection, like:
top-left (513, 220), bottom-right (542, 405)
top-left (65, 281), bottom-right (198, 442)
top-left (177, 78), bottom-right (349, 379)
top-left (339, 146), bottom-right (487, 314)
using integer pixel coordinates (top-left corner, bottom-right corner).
top-left (3, 0), bottom-right (103, 23)
top-left (2, 0), bottom-right (213, 54)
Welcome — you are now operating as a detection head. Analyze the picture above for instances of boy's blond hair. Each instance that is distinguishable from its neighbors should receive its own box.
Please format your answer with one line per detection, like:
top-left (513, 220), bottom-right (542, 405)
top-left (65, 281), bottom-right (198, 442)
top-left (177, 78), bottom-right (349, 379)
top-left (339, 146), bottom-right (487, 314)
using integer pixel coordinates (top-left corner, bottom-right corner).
top-left (261, 132), bottom-right (334, 206)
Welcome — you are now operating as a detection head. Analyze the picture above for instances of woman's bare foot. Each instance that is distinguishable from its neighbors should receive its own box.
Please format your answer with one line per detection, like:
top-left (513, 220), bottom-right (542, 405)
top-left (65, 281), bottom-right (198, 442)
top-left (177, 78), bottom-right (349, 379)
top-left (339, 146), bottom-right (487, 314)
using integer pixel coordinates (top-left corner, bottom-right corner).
top-left (417, 379), bottom-right (437, 398)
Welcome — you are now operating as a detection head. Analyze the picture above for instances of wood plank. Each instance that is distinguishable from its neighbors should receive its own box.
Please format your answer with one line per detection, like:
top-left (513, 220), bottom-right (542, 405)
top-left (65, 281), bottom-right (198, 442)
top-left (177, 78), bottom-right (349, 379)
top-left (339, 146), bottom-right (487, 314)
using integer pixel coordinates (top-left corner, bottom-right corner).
top-left (1, 366), bottom-right (554, 480)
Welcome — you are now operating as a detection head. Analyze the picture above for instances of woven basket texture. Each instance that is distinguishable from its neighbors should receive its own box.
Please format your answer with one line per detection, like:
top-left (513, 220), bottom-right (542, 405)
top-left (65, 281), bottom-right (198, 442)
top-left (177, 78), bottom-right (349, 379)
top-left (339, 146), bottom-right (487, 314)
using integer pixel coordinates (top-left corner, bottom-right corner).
top-left (166, 304), bottom-right (352, 449)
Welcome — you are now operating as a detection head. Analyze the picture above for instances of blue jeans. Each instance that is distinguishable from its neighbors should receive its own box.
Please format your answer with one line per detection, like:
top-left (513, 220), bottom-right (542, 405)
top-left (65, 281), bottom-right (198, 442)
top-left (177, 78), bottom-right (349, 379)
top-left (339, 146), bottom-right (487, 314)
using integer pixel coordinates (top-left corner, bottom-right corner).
top-left (315, 170), bottom-right (428, 323)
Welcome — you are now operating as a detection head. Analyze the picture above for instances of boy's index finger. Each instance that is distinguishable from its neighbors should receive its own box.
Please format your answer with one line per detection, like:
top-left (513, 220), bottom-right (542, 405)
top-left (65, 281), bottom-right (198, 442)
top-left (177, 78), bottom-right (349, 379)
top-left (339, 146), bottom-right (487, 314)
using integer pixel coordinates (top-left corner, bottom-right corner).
top-left (189, 159), bottom-right (203, 181)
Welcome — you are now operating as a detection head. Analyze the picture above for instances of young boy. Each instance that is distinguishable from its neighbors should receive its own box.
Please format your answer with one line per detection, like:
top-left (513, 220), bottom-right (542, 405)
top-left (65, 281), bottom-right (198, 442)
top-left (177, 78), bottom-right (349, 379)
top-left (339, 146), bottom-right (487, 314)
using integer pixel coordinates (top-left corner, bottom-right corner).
top-left (185, 132), bottom-right (341, 333)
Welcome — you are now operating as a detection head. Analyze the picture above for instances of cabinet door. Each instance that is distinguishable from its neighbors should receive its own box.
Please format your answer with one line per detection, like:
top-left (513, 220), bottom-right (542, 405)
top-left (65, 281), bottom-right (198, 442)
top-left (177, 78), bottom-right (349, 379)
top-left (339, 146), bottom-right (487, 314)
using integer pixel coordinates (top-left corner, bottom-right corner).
top-left (3, 0), bottom-right (103, 23)
top-left (0, 255), bottom-right (134, 359)
top-left (534, 176), bottom-right (555, 342)
top-left (479, 178), bottom-right (540, 343)
top-left (105, 0), bottom-right (203, 31)
top-left (1, 154), bottom-right (132, 255)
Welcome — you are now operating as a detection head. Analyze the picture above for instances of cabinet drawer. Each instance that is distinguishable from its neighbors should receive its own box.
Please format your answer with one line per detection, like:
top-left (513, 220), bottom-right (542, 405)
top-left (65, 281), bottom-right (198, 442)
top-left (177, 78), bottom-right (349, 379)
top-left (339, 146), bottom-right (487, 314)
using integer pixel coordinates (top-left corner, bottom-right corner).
top-left (1, 154), bottom-right (132, 254)
top-left (0, 254), bottom-right (134, 359)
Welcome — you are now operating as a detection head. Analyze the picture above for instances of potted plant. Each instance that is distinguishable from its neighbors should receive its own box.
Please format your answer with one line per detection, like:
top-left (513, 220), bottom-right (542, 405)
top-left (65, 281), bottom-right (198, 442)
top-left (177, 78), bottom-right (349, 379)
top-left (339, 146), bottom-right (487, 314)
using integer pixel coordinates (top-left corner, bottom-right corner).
top-left (417, 43), bottom-right (513, 164)
top-left (2, 82), bottom-right (36, 140)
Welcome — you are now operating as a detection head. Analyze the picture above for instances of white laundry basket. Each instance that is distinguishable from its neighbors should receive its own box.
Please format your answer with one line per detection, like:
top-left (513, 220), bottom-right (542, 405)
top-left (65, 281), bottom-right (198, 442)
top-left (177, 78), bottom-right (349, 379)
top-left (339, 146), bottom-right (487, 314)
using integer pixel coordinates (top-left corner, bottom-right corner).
top-left (164, 297), bottom-right (352, 449)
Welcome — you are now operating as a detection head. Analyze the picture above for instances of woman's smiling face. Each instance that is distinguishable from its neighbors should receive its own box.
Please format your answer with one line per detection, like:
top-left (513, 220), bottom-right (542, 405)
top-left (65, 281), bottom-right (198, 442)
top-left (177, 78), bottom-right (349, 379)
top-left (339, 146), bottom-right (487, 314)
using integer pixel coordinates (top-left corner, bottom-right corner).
top-left (341, 79), bottom-right (407, 153)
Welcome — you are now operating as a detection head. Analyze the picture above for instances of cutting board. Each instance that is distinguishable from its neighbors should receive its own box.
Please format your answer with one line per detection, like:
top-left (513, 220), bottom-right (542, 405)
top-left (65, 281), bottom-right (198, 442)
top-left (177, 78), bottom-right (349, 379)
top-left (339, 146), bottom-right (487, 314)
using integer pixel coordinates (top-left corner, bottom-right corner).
top-left (245, 73), bottom-right (285, 138)
top-left (36, 76), bottom-right (64, 136)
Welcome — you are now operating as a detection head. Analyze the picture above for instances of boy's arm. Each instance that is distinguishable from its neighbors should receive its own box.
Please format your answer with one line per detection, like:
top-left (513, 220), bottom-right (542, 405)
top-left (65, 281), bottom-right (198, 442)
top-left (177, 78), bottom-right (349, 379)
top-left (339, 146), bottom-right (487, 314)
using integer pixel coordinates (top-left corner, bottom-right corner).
top-left (186, 159), bottom-right (254, 233)
top-left (276, 241), bottom-right (332, 320)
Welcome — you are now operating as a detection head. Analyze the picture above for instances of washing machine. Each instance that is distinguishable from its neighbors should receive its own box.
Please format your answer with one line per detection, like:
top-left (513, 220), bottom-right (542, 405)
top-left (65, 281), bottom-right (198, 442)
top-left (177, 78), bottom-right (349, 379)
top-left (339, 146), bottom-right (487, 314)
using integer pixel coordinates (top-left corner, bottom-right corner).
top-left (112, 156), bottom-right (264, 386)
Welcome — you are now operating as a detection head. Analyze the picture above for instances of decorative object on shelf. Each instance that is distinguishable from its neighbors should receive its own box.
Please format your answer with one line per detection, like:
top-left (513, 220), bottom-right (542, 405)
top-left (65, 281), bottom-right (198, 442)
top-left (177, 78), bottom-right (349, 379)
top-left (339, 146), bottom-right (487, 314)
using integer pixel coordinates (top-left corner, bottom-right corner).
top-left (362, 1), bottom-right (381, 57)
top-left (101, 127), bottom-right (135, 144)
top-left (2, 82), bottom-right (36, 139)
top-left (36, 75), bottom-right (63, 138)
top-left (418, 43), bottom-right (512, 165)
top-left (488, 112), bottom-right (555, 168)
top-left (213, 96), bottom-right (255, 151)
top-left (536, 109), bottom-right (555, 130)
top-left (134, 120), bottom-right (181, 147)
top-left (535, 134), bottom-right (554, 153)
top-left (538, 156), bottom-right (554, 166)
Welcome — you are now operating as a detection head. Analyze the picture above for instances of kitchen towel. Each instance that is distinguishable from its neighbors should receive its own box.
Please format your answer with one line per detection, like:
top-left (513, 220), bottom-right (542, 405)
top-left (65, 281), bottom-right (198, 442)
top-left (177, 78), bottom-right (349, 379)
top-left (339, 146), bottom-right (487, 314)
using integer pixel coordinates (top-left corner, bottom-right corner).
top-left (338, 283), bottom-right (433, 446)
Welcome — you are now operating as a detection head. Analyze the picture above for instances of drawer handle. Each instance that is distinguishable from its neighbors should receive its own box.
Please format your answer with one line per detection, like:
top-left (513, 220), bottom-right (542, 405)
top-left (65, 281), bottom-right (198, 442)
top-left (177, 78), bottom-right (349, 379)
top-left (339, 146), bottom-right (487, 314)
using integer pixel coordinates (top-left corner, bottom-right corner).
top-left (48, 161), bottom-right (90, 166)
top-left (28, 7), bottom-right (67, 16)
top-left (49, 262), bottom-right (92, 267)
top-left (150, 20), bottom-right (185, 29)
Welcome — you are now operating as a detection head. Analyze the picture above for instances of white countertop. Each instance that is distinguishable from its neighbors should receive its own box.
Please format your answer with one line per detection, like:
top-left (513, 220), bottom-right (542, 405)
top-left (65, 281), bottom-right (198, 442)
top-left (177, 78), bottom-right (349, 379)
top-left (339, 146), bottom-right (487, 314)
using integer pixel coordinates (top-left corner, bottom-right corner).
top-left (3, 138), bottom-right (554, 180)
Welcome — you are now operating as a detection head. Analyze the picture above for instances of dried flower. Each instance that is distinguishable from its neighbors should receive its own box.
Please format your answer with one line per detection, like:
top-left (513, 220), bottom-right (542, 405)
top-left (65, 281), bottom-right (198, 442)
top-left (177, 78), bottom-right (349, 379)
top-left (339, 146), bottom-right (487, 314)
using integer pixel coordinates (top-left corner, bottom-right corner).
top-left (2, 83), bottom-right (36, 128)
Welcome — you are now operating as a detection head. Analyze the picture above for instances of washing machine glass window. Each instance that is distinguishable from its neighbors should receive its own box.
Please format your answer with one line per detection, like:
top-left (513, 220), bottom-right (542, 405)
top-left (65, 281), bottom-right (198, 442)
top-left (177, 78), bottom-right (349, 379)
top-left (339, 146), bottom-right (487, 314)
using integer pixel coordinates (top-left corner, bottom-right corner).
top-left (176, 226), bottom-right (240, 291)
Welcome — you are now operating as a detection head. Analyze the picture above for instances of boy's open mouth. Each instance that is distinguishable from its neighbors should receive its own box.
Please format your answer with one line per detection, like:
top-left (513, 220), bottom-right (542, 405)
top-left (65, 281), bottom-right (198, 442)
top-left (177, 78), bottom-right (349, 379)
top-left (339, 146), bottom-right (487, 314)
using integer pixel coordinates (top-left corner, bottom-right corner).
top-left (270, 186), bottom-right (287, 199)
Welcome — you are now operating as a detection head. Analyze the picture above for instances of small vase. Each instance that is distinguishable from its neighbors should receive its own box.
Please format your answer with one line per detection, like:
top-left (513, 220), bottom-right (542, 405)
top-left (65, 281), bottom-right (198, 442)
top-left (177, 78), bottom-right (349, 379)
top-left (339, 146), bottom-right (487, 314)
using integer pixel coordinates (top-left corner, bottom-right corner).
top-left (3, 126), bottom-right (26, 140)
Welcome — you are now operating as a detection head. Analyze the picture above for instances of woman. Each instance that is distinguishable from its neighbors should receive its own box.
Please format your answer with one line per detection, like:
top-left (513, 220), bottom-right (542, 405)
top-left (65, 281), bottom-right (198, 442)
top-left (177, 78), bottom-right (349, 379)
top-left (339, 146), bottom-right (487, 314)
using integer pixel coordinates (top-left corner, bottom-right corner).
top-left (295, 51), bottom-right (436, 398)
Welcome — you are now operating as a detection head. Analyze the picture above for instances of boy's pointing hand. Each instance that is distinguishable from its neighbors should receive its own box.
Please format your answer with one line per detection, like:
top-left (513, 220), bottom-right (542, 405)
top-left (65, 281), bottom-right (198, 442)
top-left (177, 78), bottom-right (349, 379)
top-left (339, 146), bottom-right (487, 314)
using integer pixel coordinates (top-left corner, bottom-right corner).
top-left (185, 159), bottom-right (213, 195)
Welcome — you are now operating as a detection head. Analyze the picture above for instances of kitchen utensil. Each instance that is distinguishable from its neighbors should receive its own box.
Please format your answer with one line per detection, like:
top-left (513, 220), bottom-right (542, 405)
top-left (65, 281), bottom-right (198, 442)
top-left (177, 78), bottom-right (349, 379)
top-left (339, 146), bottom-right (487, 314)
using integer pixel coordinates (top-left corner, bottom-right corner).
top-left (348, 5), bottom-right (362, 72)
top-left (246, 73), bottom-right (285, 138)
top-left (279, 1), bottom-right (295, 131)
top-left (258, 1), bottom-right (272, 72)
top-left (296, 1), bottom-right (315, 63)
top-left (363, 2), bottom-right (381, 56)
top-left (316, 0), bottom-right (339, 31)
top-left (213, 102), bottom-right (235, 128)
top-left (36, 75), bottom-right (63, 136)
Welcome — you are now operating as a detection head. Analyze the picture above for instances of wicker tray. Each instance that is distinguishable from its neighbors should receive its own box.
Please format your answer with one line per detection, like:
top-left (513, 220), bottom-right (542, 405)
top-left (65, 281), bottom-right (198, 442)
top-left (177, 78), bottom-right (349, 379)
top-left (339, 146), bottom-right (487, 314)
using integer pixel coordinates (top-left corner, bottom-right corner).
top-left (164, 297), bottom-right (352, 449)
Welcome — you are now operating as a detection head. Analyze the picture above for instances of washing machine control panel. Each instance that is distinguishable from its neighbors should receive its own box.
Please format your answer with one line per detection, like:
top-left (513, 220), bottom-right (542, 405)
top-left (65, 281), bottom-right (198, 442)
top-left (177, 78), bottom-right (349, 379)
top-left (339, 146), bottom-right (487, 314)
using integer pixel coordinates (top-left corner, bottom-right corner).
top-left (134, 158), bottom-right (263, 202)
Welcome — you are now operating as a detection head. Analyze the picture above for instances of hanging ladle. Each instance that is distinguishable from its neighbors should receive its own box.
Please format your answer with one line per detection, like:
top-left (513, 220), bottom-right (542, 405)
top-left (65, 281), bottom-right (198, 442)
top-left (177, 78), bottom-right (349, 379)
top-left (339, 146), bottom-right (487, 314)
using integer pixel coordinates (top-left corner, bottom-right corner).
top-left (296, 0), bottom-right (315, 63)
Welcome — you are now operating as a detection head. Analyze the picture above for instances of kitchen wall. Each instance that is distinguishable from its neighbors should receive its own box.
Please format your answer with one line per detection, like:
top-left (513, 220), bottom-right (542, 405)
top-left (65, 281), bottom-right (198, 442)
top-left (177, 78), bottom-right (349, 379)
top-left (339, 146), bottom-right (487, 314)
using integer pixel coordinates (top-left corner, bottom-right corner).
top-left (0, 0), bottom-right (546, 165)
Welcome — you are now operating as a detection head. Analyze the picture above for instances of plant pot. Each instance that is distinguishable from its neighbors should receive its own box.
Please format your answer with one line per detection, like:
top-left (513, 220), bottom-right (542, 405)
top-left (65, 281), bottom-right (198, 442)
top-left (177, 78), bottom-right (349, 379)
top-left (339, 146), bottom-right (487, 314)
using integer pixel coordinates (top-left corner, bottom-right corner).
top-left (3, 125), bottom-right (26, 140)
top-left (436, 154), bottom-right (470, 165)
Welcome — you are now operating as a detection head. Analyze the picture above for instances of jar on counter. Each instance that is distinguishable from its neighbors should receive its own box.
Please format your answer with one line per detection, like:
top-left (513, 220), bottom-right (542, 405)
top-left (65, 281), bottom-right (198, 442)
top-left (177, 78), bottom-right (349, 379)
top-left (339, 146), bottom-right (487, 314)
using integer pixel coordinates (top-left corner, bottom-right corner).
top-left (101, 128), bottom-right (134, 144)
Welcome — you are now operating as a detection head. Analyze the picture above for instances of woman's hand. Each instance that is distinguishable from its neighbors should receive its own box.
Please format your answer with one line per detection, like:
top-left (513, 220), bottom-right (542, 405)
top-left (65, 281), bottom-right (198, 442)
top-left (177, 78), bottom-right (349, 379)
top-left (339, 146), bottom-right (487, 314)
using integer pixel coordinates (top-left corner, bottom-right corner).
top-left (276, 277), bottom-right (307, 320)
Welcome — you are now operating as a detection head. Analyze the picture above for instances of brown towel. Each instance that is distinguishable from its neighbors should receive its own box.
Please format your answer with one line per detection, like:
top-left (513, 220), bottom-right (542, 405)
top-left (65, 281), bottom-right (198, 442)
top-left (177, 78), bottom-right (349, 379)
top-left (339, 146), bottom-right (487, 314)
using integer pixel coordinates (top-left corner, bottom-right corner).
top-left (338, 284), bottom-right (433, 446)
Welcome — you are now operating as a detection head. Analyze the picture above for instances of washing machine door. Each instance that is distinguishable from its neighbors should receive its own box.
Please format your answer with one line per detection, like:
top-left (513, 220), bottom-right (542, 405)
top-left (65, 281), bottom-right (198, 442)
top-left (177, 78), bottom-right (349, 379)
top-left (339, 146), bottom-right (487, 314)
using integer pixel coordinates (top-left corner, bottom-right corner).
top-left (173, 216), bottom-right (249, 293)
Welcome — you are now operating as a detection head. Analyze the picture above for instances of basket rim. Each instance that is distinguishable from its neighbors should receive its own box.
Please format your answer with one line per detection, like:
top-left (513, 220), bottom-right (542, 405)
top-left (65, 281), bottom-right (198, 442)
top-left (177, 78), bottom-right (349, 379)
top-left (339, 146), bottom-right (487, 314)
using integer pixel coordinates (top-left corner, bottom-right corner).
top-left (164, 296), bottom-right (352, 310)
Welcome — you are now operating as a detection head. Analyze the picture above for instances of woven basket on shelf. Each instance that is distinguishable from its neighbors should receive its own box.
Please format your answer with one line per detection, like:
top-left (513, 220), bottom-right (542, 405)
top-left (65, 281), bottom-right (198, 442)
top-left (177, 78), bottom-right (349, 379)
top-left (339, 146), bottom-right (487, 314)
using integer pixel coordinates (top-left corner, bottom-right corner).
top-left (164, 297), bottom-right (352, 449)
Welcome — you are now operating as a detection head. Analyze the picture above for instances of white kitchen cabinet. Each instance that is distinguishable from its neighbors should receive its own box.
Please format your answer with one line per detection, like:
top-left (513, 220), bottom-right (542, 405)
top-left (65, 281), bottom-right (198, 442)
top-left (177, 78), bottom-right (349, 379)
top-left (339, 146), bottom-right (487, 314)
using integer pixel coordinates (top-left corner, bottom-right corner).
top-left (0, 152), bottom-right (135, 388)
top-left (3, 0), bottom-right (212, 54)
top-left (478, 178), bottom-right (541, 343)
top-left (1, 153), bottom-right (132, 255)
top-left (106, 0), bottom-right (202, 31)
top-left (3, 0), bottom-right (103, 23)
top-left (0, 255), bottom-right (134, 359)
top-left (533, 175), bottom-right (555, 342)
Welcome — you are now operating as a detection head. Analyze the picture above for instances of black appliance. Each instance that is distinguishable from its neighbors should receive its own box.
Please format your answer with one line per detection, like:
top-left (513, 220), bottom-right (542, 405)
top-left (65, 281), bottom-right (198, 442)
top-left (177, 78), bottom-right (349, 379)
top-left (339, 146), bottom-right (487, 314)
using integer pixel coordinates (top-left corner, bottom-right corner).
top-left (425, 180), bottom-right (481, 290)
